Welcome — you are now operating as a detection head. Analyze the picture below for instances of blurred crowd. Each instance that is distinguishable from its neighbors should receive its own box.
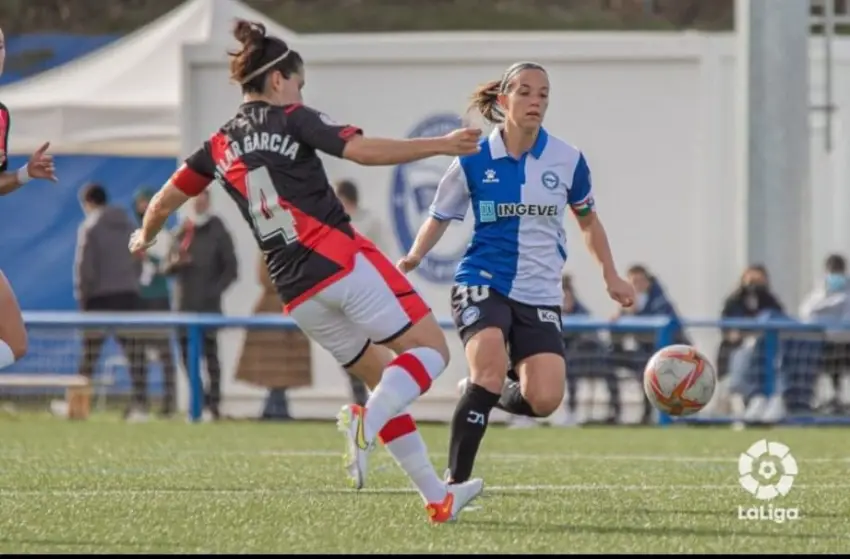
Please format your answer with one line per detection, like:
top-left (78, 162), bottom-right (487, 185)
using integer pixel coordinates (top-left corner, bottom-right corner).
top-left (546, 255), bottom-right (850, 427)
top-left (69, 179), bottom-right (383, 422)
top-left (70, 178), bottom-right (850, 425)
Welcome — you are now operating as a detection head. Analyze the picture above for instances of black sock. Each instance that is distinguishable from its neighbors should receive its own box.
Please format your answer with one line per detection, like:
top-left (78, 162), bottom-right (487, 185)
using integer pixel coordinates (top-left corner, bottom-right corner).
top-left (447, 382), bottom-right (500, 484)
top-left (495, 381), bottom-right (541, 417)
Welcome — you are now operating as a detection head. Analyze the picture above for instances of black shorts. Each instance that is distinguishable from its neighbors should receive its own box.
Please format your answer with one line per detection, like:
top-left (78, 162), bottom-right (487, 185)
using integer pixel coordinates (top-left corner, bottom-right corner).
top-left (450, 284), bottom-right (565, 365)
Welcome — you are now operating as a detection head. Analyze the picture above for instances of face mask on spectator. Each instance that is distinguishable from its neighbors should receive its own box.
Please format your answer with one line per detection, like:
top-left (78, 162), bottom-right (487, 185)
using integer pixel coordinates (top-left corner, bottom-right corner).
top-left (825, 273), bottom-right (847, 293)
top-left (744, 282), bottom-right (768, 297)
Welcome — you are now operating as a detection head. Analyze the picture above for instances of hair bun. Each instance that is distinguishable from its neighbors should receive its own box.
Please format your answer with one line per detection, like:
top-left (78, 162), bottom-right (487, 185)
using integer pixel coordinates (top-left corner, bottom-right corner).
top-left (233, 19), bottom-right (266, 46)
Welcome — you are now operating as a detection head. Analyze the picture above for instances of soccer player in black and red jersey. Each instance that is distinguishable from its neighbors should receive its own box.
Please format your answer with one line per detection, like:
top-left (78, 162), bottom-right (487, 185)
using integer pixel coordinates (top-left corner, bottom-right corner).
top-left (0, 26), bottom-right (57, 372)
top-left (130, 19), bottom-right (483, 523)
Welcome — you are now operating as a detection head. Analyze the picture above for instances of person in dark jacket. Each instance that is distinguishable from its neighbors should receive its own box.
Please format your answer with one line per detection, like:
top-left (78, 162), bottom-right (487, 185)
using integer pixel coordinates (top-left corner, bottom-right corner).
top-left (720, 265), bottom-right (791, 420)
top-left (717, 264), bottom-right (784, 379)
top-left (165, 189), bottom-right (238, 420)
top-left (74, 183), bottom-right (148, 419)
top-left (133, 188), bottom-right (178, 417)
top-left (611, 264), bottom-right (689, 424)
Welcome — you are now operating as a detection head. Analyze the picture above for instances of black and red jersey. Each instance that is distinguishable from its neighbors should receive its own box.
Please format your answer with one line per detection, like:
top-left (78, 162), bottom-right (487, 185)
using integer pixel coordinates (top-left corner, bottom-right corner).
top-left (171, 101), bottom-right (364, 310)
top-left (0, 102), bottom-right (10, 173)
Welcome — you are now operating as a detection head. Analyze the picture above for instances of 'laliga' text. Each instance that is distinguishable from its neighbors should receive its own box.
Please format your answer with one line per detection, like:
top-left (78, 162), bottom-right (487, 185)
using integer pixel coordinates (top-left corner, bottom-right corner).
top-left (737, 505), bottom-right (800, 524)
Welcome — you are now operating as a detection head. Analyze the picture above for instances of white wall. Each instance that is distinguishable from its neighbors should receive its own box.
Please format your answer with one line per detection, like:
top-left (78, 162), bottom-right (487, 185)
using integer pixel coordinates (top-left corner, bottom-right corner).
top-left (180, 32), bottom-right (850, 420)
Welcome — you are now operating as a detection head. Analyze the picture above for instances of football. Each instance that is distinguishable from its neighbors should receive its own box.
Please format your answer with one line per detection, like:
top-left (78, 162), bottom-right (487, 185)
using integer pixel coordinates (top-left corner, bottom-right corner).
top-left (643, 344), bottom-right (717, 416)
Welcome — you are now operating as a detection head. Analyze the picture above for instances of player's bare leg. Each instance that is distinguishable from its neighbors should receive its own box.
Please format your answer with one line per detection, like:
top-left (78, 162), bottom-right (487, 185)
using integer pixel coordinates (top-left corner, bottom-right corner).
top-left (0, 271), bottom-right (28, 370)
top-left (339, 315), bottom-right (483, 522)
top-left (498, 354), bottom-right (566, 418)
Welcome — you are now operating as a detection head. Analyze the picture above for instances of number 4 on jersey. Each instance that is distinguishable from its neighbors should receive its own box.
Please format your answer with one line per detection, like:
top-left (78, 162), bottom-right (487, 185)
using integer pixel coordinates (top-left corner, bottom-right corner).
top-left (246, 167), bottom-right (298, 244)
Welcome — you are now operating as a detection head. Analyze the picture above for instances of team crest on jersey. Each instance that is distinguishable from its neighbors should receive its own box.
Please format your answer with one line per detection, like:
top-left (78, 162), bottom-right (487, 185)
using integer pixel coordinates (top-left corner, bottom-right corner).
top-left (541, 170), bottom-right (560, 190)
top-left (391, 114), bottom-right (472, 284)
top-left (460, 305), bottom-right (481, 327)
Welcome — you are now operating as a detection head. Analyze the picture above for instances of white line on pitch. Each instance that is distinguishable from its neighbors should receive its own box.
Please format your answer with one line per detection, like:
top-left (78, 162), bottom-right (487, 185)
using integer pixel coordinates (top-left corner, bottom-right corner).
top-left (208, 450), bottom-right (850, 464)
top-left (0, 484), bottom-right (847, 497)
top-left (2, 450), bottom-right (848, 464)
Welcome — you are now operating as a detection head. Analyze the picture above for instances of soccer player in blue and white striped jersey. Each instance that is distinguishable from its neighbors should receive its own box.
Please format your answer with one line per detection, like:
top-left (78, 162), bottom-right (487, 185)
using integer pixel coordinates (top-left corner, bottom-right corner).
top-left (398, 62), bottom-right (635, 485)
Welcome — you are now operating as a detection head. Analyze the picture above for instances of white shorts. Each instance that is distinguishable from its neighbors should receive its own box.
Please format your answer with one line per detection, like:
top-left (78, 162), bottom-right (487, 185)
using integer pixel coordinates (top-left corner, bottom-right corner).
top-left (288, 243), bottom-right (430, 367)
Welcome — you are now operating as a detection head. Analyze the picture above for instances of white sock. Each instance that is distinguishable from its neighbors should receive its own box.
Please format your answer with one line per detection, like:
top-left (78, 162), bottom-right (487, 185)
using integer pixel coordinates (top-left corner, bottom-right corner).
top-left (0, 340), bottom-right (16, 370)
top-left (363, 347), bottom-right (446, 444)
top-left (379, 412), bottom-right (447, 504)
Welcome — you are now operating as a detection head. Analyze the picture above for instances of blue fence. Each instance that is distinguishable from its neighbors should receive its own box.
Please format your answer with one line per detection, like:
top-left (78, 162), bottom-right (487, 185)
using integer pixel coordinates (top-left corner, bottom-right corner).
top-left (11, 312), bottom-right (850, 425)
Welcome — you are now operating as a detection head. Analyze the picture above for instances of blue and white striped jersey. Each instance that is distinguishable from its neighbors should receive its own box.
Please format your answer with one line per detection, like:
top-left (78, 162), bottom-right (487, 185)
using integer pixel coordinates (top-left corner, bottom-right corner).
top-left (429, 126), bottom-right (594, 308)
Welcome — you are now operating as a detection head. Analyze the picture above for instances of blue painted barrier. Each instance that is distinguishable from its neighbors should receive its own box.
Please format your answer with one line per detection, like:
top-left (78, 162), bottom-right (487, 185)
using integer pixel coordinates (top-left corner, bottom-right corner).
top-left (11, 312), bottom-right (850, 425)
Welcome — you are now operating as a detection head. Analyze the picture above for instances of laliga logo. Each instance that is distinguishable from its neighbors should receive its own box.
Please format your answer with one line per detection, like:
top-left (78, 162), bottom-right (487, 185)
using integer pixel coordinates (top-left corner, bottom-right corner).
top-left (391, 114), bottom-right (473, 284)
top-left (737, 439), bottom-right (800, 523)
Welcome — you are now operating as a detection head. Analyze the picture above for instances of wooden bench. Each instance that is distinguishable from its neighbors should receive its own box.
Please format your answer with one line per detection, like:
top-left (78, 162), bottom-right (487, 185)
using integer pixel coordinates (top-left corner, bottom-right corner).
top-left (0, 374), bottom-right (91, 420)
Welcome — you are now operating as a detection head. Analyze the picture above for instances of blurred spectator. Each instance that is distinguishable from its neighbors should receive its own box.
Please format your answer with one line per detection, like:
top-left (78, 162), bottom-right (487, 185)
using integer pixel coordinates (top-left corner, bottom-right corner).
top-left (612, 264), bottom-right (689, 424)
top-left (717, 265), bottom-right (784, 419)
top-left (561, 274), bottom-right (621, 425)
top-left (332, 179), bottom-right (380, 407)
top-left (133, 188), bottom-right (177, 417)
top-left (74, 182), bottom-right (147, 420)
top-left (800, 254), bottom-right (850, 414)
top-left (165, 190), bottom-right (238, 421)
top-left (717, 264), bottom-right (784, 376)
top-left (720, 265), bottom-right (820, 423)
top-left (335, 178), bottom-right (385, 252)
top-left (235, 250), bottom-right (313, 421)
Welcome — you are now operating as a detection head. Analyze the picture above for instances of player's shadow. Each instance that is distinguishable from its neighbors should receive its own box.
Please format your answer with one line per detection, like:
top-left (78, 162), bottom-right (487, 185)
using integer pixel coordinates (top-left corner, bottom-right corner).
top-left (467, 519), bottom-right (843, 540)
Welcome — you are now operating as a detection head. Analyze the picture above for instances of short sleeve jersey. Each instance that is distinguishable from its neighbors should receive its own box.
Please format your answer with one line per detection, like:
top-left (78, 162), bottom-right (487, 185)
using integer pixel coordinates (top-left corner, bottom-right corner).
top-left (172, 101), bottom-right (364, 309)
top-left (429, 126), bottom-right (595, 307)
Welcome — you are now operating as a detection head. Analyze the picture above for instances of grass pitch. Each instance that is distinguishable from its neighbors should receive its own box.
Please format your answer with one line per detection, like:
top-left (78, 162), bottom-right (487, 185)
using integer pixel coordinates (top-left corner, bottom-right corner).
top-left (0, 417), bottom-right (846, 553)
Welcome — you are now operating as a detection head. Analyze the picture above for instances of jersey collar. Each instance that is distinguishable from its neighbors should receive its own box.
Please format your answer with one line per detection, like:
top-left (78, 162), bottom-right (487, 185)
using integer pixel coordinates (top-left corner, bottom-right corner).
top-left (488, 126), bottom-right (549, 160)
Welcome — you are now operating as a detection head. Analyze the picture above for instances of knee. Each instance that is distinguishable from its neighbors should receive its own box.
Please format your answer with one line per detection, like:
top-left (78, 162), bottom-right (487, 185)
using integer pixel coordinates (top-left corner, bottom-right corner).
top-left (389, 315), bottom-right (451, 367)
top-left (521, 378), bottom-right (565, 417)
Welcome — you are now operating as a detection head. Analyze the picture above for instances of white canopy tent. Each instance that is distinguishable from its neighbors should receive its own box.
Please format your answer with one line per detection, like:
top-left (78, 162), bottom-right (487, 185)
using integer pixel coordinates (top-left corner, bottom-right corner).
top-left (0, 0), bottom-right (298, 156)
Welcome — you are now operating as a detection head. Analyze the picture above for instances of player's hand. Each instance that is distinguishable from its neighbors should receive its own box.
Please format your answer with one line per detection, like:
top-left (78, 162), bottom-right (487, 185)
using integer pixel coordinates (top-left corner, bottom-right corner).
top-left (605, 274), bottom-right (635, 308)
top-left (27, 142), bottom-right (57, 182)
top-left (441, 128), bottom-right (481, 156)
top-left (396, 254), bottom-right (421, 274)
top-left (128, 229), bottom-right (155, 257)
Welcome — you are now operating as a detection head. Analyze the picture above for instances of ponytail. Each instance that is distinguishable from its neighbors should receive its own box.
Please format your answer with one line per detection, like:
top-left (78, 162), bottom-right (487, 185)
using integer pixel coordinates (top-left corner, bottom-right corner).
top-left (470, 79), bottom-right (504, 124)
top-left (228, 19), bottom-right (303, 94)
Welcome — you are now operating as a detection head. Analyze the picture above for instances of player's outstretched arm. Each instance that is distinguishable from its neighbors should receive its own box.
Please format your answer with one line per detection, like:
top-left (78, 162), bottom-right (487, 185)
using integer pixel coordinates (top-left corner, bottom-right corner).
top-left (0, 142), bottom-right (57, 196)
top-left (130, 145), bottom-right (214, 255)
top-left (568, 152), bottom-right (633, 307)
top-left (575, 212), bottom-right (634, 308)
top-left (129, 183), bottom-right (190, 254)
top-left (397, 217), bottom-right (451, 273)
top-left (342, 128), bottom-right (480, 166)
top-left (291, 107), bottom-right (480, 165)
top-left (398, 156), bottom-right (470, 273)
top-left (0, 173), bottom-right (23, 195)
